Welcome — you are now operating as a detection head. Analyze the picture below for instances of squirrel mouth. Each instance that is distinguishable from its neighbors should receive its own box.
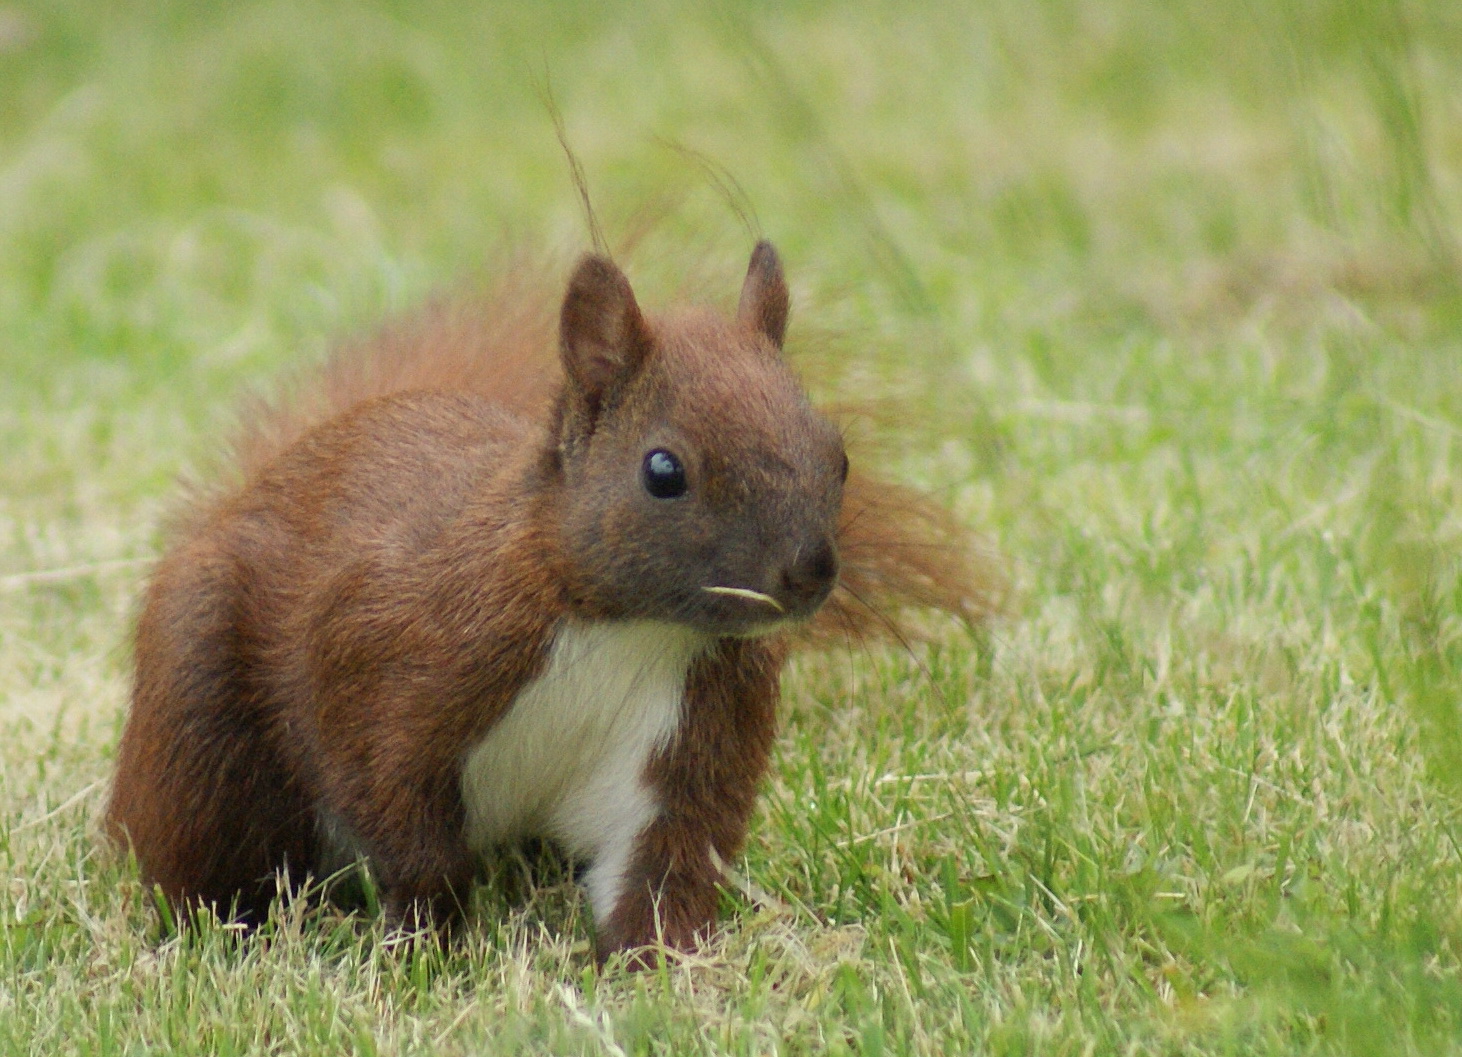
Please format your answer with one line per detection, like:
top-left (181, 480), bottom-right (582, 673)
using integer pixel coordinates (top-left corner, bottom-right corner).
top-left (701, 586), bottom-right (785, 613)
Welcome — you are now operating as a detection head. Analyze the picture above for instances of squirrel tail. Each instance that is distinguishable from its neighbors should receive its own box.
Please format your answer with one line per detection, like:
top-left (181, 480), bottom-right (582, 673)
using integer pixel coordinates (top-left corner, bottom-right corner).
top-left (807, 466), bottom-right (1006, 650)
top-left (229, 259), bottom-right (560, 486)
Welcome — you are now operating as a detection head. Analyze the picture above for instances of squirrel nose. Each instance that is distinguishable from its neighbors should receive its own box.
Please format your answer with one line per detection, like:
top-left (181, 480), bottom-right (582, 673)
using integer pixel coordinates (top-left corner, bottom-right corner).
top-left (781, 537), bottom-right (839, 608)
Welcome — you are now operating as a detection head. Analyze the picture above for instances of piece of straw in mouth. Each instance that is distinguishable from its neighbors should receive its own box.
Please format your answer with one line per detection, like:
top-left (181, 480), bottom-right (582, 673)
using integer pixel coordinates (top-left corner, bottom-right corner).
top-left (702, 586), bottom-right (784, 612)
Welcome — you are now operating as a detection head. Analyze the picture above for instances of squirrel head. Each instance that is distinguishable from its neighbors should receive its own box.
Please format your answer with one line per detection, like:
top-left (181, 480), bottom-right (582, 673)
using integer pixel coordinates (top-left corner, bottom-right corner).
top-left (549, 242), bottom-right (846, 637)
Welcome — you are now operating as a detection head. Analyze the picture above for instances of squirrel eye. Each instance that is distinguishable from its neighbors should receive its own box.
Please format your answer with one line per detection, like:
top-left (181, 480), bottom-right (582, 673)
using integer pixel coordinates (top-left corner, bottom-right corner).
top-left (642, 449), bottom-right (687, 499)
top-left (839, 451), bottom-right (850, 483)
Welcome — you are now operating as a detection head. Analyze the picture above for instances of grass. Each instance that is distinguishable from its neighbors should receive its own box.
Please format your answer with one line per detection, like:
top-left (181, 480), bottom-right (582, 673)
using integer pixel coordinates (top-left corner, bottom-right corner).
top-left (4, 0), bottom-right (1462, 1052)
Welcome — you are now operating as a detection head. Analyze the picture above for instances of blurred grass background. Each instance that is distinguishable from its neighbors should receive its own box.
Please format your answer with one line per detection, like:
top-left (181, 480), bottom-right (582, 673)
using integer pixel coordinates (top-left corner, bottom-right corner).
top-left (4, 0), bottom-right (1462, 1053)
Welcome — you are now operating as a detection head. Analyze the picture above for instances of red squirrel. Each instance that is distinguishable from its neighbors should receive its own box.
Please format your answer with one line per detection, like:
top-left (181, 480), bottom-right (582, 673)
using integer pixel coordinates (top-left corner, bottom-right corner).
top-left (107, 242), bottom-right (997, 964)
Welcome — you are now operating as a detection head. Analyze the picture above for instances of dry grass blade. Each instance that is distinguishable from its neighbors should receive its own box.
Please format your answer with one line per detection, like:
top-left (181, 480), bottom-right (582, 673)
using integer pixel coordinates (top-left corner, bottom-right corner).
top-left (702, 585), bottom-right (785, 611)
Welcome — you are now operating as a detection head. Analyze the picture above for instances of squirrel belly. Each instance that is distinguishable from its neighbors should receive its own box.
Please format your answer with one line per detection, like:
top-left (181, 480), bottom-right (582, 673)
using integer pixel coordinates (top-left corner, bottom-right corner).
top-left (459, 619), bottom-right (704, 926)
top-left (313, 618), bottom-right (716, 937)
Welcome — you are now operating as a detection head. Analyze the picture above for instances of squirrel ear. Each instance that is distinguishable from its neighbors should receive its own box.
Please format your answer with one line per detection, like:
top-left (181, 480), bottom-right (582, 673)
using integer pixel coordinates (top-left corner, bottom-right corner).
top-left (560, 254), bottom-right (652, 405)
top-left (737, 240), bottom-right (789, 349)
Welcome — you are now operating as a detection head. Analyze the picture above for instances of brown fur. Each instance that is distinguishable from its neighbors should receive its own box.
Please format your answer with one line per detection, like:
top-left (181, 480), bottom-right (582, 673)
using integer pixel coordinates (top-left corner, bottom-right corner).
top-left (107, 243), bottom-right (1000, 965)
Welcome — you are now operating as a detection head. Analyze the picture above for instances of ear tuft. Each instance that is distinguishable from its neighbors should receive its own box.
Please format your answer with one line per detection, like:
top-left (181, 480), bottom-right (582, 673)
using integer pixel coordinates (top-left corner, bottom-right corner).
top-left (737, 240), bottom-right (789, 349)
top-left (560, 255), bottom-right (652, 402)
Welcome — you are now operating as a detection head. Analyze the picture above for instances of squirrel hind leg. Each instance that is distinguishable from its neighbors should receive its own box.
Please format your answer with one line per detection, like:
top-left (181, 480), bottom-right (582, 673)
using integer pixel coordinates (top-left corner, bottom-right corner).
top-left (108, 544), bottom-right (318, 929)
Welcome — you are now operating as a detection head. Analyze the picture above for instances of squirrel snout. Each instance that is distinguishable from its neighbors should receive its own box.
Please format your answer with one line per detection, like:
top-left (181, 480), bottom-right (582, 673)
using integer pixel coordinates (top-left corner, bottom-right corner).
top-left (780, 537), bottom-right (839, 609)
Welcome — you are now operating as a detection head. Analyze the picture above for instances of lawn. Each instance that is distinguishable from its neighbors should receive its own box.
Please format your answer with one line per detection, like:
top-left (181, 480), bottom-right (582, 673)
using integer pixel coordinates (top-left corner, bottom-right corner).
top-left (4, 0), bottom-right (1462, 1053)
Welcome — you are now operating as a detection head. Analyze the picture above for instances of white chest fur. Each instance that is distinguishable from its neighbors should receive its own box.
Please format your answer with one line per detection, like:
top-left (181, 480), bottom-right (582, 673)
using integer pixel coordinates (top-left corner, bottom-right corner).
top-left (460, 619), bottom-right (703, 921)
